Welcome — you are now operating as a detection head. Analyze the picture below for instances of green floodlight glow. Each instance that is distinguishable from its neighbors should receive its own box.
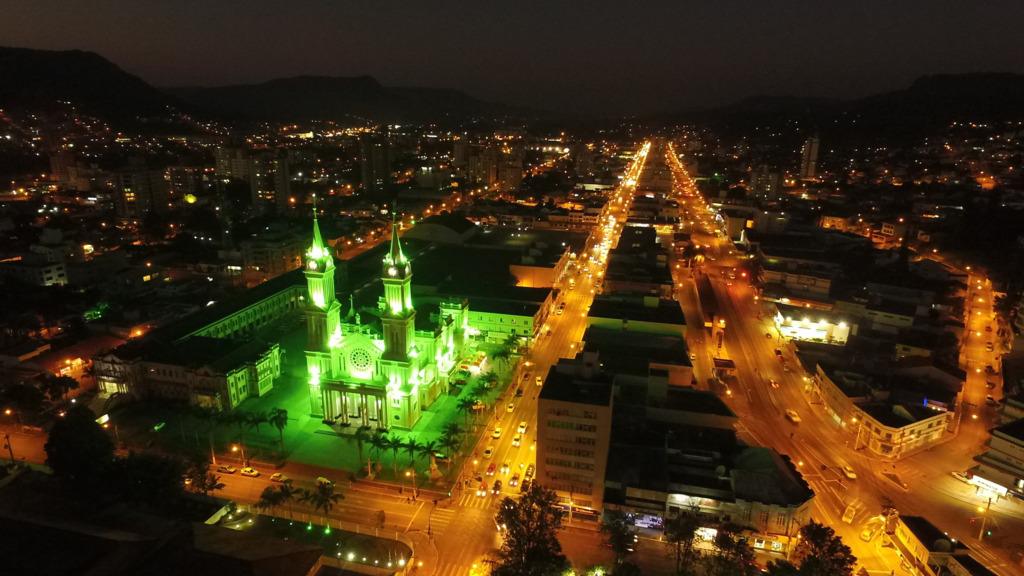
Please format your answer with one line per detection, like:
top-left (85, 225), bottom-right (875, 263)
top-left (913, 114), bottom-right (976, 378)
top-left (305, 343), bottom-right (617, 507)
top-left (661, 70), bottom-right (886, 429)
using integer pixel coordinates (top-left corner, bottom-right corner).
top-left (307, 522), bottom-right (313, 531)
top-left (324, 526), bottom-right (332, 535)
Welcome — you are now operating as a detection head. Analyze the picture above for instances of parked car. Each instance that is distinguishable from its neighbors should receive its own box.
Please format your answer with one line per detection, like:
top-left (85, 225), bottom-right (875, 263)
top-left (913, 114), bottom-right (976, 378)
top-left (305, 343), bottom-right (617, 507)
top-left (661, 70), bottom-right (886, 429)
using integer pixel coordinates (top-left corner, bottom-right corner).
top-left (536, 376), bottom-right (543, 387)
top-left (986, 381), bottom-right (997, 390)
top-left (218, 465), bottom-right (237, 474)
top-left (241, 467), bottom-right (260, 477)
top-left (316, 476), bottom-right (332, 487)
top-left (951, 471), bottom-right (972, 483)
top-left (986, 342), bottom-right (995, 352)
top-left (860, 519), bottom-right (883, 542)
top-left (986, 395), bottom-right (998, 407)
top-left (270, 473), bottom-right (289, 483)
top-left (524, 464), bottom-right (535, 480)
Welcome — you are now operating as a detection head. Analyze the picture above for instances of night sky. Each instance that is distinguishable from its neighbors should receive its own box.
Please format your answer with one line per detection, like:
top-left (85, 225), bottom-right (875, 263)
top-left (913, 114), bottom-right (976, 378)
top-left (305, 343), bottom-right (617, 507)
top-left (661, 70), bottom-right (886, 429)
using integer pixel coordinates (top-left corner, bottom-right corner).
top-left (4, 1), bottom-right (1024, 115)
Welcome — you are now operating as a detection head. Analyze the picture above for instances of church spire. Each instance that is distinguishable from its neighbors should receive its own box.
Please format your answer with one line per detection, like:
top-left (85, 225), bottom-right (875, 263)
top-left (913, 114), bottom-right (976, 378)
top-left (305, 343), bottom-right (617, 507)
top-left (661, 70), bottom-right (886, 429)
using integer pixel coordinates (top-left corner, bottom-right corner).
top-left (309, 197), bottom-right (329, 262)
top-left (384, 211), bottom-right (406, 267)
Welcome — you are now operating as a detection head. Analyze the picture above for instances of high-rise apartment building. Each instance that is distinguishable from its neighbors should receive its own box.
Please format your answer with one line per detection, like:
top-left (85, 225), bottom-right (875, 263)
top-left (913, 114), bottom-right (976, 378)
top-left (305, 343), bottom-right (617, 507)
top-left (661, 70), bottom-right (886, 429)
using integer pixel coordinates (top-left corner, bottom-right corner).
top-left (749, 165), bottom-right (782, 199)
top-left (167, 166), bottom-right (203, 199)
top-left (468, 146), bottom-right (498, 188)
top-left (214, 147), bottom-right (250, 181)
top-left (249, 150), bottom-right (292, 214)
top-left (800, 136), bottom-right (820, 180)
top-left (115, 166), bottom-right (171, 220)
top-left (536, 351), bottom-right (614, 515)
top-left (452, 138), bottom-right (469, 170)
top-left (497, 147), bottom-right (524, 193)
top-left (359, 134), bottom-right (392, 198)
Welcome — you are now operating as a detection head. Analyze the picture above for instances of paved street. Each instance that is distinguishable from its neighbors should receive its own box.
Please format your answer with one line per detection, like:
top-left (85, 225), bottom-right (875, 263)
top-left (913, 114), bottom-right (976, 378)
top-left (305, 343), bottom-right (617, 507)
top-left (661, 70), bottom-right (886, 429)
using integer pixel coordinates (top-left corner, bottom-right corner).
top-left (663, 144), bottom-right (1023, 575)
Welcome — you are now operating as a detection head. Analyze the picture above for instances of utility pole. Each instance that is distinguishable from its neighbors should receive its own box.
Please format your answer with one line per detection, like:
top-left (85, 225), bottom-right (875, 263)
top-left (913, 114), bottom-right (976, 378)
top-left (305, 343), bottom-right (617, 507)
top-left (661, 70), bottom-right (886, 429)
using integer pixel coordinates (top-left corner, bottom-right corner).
top-left (978, 497), bottom-right (992, 540)
top-left (3, 433), bottom-right (15, 463)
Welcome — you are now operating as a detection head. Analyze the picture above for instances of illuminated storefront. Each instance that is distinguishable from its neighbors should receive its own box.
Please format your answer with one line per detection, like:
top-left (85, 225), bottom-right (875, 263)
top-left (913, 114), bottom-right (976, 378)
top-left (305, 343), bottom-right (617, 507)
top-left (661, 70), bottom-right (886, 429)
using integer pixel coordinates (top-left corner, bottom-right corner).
top-left (773, 304), bottom-right (851, 345)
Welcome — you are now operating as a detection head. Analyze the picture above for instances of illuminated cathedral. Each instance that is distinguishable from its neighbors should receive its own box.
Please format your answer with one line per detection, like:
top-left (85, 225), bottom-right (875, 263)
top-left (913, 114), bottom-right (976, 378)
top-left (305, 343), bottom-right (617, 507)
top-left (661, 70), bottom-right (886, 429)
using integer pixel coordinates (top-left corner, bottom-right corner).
top-left (304, 213), bottom-right (469, 430)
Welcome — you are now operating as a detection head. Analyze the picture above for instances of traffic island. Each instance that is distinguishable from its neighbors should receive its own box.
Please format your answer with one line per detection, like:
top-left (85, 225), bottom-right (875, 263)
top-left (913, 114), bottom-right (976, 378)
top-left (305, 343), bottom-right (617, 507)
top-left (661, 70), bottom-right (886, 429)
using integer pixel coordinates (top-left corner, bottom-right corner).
top-left (234, 514), bottom-right (414, 575)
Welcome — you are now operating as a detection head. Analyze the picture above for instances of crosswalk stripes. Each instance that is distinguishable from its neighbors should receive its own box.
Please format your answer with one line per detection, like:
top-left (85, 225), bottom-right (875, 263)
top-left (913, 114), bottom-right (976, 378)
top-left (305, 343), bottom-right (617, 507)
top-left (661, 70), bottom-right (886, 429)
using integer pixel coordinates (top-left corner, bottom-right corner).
top-left (432, 562), bottom-right (469, 576)
top-left (428, 508), bottom-right (455, 530)
top-left (457, 494), bottom-right (498, 509)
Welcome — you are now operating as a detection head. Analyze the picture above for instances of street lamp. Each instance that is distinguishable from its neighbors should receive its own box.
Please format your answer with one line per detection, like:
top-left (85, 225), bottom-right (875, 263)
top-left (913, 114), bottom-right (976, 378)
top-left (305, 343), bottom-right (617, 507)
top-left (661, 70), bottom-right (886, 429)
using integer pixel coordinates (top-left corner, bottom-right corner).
top-left (232, 444), bottom-right (246, 466)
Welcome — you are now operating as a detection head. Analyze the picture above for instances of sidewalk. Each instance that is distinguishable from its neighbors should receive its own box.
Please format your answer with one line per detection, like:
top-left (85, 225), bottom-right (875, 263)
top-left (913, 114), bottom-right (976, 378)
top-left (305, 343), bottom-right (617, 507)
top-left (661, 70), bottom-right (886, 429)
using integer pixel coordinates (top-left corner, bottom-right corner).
top-left (404, 530), bottom-right (439, 576)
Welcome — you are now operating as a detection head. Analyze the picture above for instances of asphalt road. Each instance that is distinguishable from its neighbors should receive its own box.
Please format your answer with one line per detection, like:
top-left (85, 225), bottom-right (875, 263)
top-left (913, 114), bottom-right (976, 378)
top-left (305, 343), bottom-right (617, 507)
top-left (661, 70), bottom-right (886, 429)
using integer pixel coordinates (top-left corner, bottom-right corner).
top-left (663, 143), bottom-right (1023, 575)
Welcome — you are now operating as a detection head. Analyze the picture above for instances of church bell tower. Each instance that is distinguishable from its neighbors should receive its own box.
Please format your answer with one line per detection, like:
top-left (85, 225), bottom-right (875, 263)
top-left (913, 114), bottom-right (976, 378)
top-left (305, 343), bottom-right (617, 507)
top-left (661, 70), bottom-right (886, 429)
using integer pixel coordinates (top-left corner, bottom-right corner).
top-left (304, 205), bottom-right (340, 414)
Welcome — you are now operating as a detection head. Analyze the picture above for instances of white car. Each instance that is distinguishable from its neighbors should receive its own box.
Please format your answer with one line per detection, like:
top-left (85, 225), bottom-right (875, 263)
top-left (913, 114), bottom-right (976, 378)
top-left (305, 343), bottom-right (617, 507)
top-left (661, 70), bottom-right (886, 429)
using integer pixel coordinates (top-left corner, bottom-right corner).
top-left (785, 409), bottom-right (801, 423)
top-left (241, 467), bottom-right (260, 478)
top-left (841, 465), bottom-right (856, 480)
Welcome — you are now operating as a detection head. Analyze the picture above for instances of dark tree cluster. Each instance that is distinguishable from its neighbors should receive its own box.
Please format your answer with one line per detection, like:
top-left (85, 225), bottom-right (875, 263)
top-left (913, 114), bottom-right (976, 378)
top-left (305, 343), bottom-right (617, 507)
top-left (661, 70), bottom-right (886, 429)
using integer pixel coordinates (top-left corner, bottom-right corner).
top-left (44, 405), bottom-right (210, 515)
top-left (492, 484), bottom-right (570, 576)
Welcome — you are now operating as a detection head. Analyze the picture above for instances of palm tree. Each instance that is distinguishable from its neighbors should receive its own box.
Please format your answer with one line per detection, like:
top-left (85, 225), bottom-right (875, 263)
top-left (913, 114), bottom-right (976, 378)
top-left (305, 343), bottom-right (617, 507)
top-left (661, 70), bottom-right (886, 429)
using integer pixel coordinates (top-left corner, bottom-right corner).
top-left (438, 434), bottom-right (460, 474)
top-left (385, 434), bottom-right (404, 479)
top-left (502, 333), bottom-right (520, 354)
top-left (491, 347), bottom-right (512, 374)
top-left (193, 406), bottom-right (220, 463)
top-left (456, 397), bottom-right (476, 426)
top-left (276, 481), bottom-right (297, 519)
top-left (403, 436), bottom-right (421, 468)
top-left (481, 370), bottom-right (499, 386)
top-left (313, 481), bottom-right (344, 525)
top-left (352, 425), bottom-right (373, 470)
top-left (246, 411), bottom-right (269, 456)
top-left (257, 485), bottom-right (284, 516)
top-left (221, 410), bottom-right (247, 458)
top-left (268, 408), bottom-right (288, 454)
top-left (469, 382), bottom-right (488, 400)
top-left (296, 487), bottom-right (315, 519)
top-left (418, 439), bottom-right (439, 471)
top-left (441, 422), bottom-right (462, 443)
top-left (369, 430), bottom-right (389, 465)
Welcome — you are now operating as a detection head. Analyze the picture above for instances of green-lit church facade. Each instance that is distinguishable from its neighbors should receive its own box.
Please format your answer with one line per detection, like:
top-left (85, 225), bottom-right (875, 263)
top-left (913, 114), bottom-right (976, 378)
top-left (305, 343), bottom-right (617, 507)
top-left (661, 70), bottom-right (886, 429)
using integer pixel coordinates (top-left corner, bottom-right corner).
top-left (304, 215), bottom-right (470, 430)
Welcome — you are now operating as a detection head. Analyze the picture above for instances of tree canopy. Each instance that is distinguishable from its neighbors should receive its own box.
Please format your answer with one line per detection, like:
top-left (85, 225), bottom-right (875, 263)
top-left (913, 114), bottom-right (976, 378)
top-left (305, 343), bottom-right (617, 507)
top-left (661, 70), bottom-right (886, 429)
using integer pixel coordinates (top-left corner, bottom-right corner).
top-left (44, 404), bottom-right (115, 490)
top-left (492, 484), bottom-right (569, 576)
top-left (788, 521), bottom-right (857, 576)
